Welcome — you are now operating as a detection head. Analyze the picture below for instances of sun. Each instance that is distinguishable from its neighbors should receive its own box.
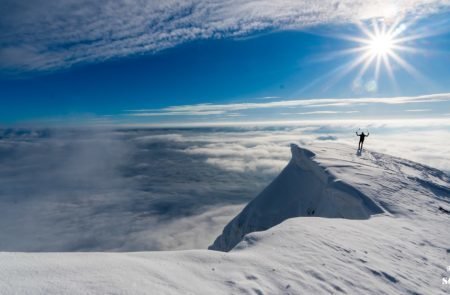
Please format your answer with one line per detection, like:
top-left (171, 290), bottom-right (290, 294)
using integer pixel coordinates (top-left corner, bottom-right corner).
top-left (332, 18), bottom-right (424, 86)
top-left (301, 15), bottom-right (431, 94)
top-left (368, 33), bottom-right (394, 56)
top-left (357, 20), bottom-right (401, 67)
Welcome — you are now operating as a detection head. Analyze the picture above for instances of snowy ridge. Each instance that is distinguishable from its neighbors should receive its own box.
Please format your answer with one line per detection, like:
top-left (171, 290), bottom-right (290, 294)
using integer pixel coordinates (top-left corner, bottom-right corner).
top-left (209, 144), bottom-right (385, 252)
top-left (1, 143), bottom-right (449, 294)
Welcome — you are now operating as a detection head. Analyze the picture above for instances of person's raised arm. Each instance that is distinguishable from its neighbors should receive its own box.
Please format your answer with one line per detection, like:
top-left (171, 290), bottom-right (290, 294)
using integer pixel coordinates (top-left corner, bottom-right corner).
top-left (367, 132), bottom-right (369, 137)
top-left (356, 132), bottom-right (360, 136)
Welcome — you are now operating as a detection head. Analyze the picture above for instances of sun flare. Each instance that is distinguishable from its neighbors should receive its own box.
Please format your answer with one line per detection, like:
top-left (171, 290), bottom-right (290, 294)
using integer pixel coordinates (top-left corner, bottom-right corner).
top-left (368, 33), bottom-right (394, 56)
top-left (312, 14), bottom-right (436, 96)
top-left (328, 17), bottom-right (426, 92)
top-left (356, 20), bottom-right (402, 72)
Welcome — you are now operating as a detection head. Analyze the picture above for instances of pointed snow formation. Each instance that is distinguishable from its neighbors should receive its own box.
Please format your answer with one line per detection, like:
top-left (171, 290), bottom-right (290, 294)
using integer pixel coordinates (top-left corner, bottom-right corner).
top-left (209, 144), bottom-right (384, 252)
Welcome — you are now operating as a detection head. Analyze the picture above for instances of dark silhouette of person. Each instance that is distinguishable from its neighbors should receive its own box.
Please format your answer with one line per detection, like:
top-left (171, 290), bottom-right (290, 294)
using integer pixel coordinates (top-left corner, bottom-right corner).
top-left (356, 131), bottom-right (369, 150)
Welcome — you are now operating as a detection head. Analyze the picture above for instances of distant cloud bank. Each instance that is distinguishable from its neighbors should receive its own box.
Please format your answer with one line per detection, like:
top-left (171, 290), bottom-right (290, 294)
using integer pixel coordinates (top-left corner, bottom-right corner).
top-left (1, 0), bottom-right (449, 71)
top-left (121, 93), bottom-right (450, 123)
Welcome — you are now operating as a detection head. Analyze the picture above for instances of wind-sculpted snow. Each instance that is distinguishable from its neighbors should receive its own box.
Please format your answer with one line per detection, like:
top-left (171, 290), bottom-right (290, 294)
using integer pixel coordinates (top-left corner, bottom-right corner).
top-left (210, 143), bottom-right (450, 252)
top-left (209, 144), bottom-right (384, 251)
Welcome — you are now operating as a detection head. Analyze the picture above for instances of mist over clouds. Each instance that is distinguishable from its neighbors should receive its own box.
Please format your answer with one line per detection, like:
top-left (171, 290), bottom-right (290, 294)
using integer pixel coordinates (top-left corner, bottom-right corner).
top-left (0, 128), bottom-right (283, 251)
top-left (0, 124), bottom-right (449, 252)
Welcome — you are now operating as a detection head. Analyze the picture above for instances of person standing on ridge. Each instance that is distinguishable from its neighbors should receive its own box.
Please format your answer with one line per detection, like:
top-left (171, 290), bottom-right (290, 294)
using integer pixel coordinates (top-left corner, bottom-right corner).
top-left (356, 131), bottom-right (369, 150)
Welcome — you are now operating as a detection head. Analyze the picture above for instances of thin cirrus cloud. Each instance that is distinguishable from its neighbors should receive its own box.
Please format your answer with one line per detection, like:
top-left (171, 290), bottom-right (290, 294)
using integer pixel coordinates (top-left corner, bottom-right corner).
top-left (125, 92), bottom-right (450, 117)
top-left (297, 111), bottom-right (359, 115)
top-left (129, 110), bottom-right (226, 116)
top-left (404, 109), bottom-right (431, 112)
top-left (1, 0), bottom-right (449, 71)
top-left (280, 111), bottom-right (359, 115)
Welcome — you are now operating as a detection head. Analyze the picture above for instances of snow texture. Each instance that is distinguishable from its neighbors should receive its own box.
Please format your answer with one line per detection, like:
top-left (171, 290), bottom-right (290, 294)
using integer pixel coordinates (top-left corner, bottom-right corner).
top-left (1, 143), bottom-right (449, 294)
top-left (209, 144), bottom-right (384, 251)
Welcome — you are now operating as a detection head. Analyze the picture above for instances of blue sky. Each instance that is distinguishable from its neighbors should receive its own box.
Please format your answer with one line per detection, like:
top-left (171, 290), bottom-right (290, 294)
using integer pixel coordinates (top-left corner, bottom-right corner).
top-left (1, 1), bottom-right (450, 125)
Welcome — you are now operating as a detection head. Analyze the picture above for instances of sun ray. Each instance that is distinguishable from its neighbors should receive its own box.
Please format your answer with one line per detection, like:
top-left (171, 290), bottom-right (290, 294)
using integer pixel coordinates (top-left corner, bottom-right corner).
top-left (319, 51), bottom-right (373, 92)
top-left (389, 51), bottom-right (422, 79)
top-left (327, 16), bottom-right (430, 92)
top-left (386, 18), bottom-right (403, 36)
top-left (374, 55), bottom-right (382, 80)
top-left (356, 53), bottom-right (376, 79)
top-left (309, 14), bottom-right (441, 95)
top-left (382, 53), bottom-right (395, 83)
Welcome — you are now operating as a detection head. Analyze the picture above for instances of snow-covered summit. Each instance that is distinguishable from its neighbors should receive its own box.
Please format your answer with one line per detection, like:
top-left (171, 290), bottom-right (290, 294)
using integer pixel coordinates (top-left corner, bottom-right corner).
top-left (209, 144), bottom-right (385, 251)
top-left (1, 143), bottom-right (449, 294)
top-left (210, 143), bottom-right (449, 252)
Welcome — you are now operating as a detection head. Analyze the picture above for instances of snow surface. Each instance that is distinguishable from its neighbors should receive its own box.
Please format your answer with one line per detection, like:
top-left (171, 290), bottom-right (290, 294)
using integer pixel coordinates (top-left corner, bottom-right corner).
top-left (1, 143), bottom-right (449, 294)
top-left (209, 144), bottom-right (384, 251)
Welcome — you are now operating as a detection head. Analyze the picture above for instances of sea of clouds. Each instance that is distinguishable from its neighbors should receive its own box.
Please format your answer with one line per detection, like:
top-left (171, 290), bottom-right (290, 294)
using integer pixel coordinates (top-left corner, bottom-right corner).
top-left (0, 123), bottom-right (449, 252)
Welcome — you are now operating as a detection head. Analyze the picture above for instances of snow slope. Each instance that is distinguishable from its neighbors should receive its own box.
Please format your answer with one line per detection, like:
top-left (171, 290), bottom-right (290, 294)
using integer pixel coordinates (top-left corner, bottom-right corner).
top-left (209, 144), bottom-right (385, 252)
top-left (1, 143), bottom-right (449, 294)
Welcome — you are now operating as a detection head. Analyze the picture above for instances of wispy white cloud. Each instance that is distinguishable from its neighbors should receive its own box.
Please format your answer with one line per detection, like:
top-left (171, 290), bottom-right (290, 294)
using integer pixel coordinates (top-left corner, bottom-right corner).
top-left (297, 110), bottom-right (359, 115)
top-left (281, 110), bottom-right (358, 115)
top-left (304, 102), bottom-right (367, 108)
top-left (283, 111), bottom-right (338, 115)
top-left (404, 109), bottom-right (431, 112)
top-left (1, 0), bottom-right (449, 71)
top-left (258, 96), bottom-right (281, 100)
top-left (124, 93), bottom-right (450, 117)
top-left (129, 110), bottom-right (225, 116)
top-left (112, 118), bottom-right (450, 129)
top-left (226, 113), bottom-right (245, 117)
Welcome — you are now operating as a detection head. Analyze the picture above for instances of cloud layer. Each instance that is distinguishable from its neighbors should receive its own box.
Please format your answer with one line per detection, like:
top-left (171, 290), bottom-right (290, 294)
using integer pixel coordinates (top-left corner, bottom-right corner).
top-left (0, 128), bottom-right (285, 251)
top-left (1, 0), bottom-right (449, 71)
top-left (0, 123), bottom-right (449, 252)
top-left (122, 93), bottom-right (450, 124)
top-left (128, 92), bottom-right (450, 114)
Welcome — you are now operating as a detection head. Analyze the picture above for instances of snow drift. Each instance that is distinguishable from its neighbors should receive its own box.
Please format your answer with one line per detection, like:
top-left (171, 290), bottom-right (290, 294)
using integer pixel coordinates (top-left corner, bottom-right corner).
top-left (209, 144), bottom-right (384, 251)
